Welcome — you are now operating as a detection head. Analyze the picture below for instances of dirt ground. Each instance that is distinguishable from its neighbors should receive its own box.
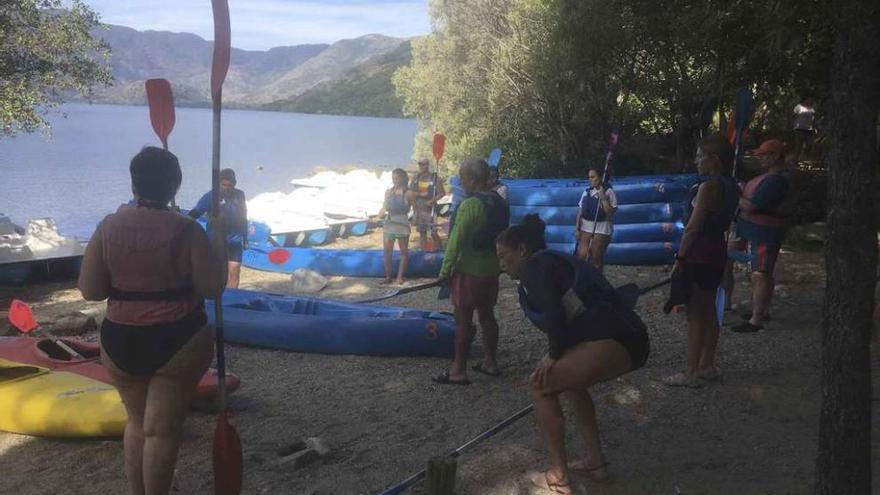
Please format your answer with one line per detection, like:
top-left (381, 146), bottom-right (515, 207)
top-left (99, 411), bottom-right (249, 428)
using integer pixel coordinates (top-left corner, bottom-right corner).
top-left (1, 231), bottom-right (879, 495)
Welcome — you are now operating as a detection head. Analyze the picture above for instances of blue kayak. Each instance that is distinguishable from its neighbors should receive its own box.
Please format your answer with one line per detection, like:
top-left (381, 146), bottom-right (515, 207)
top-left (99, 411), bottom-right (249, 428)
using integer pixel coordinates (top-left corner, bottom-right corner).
top-left (547, 241), bottom-right (678, 265)
top-left (506, 180), bottom-right (694, 206)
top-left (544, 222), bottom-right (684, 244)
top-left (510, 202), bottom-right (685, 226)
top-left (242, 244), bottom-right (445, 277)
top-left (206, 288), bottom-right (455, 357)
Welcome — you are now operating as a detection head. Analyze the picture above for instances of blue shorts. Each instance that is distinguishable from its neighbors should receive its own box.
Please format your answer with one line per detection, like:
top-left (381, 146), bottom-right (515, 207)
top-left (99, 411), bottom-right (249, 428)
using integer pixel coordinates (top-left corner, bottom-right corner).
top-left (227, 243), bottom-right (243, 263)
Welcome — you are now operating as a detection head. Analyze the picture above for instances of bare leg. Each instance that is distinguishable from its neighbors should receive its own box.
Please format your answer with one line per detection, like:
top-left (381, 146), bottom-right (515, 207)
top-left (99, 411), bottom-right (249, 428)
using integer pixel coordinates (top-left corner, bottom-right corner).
top-left (530, 385), bottom-right (570, 490)
top-left (431, 229), bottom-right (442, 251)
top-left (103, 351), bottom-right (149, 495)
top-left (395, 237), bottom-right (409, 284)
top-left (476, 304), bottom-right (499, 373)
top-left (576, 232), bottom-right (591, 260)
top-left (449, 305), bottom-right (475, 381)
top-left (560, 390), bottom-right (609, 480)
top-left (589, 234), bottom-right (611, 272)
top-left (142, 329), bottom-right (213, 495)
top-left (226, 261), bottom-right (241, 289)
top-left (382, 237), bottom-right (394, 283)
top-left (750, 271), bottom-right (774, 326)
top-left (418, 229), bottom-right (428, 251)
top-left (695, 286), bottom-right (721, 372)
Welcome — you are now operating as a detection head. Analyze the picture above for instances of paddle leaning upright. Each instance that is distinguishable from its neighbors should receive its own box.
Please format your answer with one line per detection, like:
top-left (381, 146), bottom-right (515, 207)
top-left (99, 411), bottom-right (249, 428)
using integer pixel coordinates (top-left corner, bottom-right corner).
top-left (208, 0), bottom-right (243, 493)
top-left (574, 129), bottom-right (619, 271)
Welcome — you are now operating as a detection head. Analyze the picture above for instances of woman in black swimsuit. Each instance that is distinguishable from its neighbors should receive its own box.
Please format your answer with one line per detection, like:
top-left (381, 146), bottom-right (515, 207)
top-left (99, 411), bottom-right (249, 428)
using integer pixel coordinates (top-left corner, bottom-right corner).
top-left (495, 214), bottom-right (650, 495)
top-left (79, 147), bottom-right (226, 495)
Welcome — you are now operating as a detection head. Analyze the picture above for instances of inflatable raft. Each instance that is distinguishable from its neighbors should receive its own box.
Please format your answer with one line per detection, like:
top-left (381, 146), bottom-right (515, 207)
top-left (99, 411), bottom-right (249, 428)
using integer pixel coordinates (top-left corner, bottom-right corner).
top-left (0, 337), bottom-right (241, 403)
top-left (243, 244), bottom-right (444, 277)
top-left (0, 358), bottom-right (126, 437)
top-left (207, 288), bottom-right (455, 357)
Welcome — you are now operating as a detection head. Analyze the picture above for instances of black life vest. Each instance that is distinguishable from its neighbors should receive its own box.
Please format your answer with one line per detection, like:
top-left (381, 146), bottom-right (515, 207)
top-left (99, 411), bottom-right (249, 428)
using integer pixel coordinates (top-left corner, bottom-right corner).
top-left (579, 184), bottom-right (612, 223)
top-left (684, 176), bottom-right (739, 238)
top-left (471, 191), bottom-right (510, 252)
top-left (517, 250), bottom-right (621, 332)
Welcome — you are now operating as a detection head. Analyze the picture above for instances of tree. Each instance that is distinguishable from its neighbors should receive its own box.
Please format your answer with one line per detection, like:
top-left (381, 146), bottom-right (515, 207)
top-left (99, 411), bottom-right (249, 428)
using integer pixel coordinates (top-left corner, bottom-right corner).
top-left (0, 0), bottom-right (111, 136)
top-left (816, 1), bottom-right (880, 493)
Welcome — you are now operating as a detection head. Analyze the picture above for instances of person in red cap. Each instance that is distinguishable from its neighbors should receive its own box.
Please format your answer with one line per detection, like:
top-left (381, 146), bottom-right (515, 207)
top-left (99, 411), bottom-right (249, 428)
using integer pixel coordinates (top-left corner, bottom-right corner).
top-left (729, 139), bottom-right (794, 333)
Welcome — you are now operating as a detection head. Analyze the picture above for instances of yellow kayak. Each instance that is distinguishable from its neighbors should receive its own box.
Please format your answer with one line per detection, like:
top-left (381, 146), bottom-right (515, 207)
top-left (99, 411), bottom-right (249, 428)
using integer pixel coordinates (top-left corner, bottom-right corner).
top-left (0, 358), bottom-right (126, 438)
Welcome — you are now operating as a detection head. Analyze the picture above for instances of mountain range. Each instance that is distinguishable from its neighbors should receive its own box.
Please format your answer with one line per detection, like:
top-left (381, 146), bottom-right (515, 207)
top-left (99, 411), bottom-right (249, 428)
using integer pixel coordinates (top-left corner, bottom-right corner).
top-left (81, 24), bottom-right (412, 117)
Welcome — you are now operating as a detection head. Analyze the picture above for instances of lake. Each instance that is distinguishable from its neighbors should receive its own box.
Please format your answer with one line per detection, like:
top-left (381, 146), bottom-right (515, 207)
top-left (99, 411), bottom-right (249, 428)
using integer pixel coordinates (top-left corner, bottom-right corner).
top-left (0, 103), bottom-right (417, 238)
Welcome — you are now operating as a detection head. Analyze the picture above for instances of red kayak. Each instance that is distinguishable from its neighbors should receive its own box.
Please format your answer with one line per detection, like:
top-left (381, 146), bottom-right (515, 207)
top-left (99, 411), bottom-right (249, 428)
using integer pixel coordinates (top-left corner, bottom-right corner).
top-left (0, 336), bottom-right (240, 402)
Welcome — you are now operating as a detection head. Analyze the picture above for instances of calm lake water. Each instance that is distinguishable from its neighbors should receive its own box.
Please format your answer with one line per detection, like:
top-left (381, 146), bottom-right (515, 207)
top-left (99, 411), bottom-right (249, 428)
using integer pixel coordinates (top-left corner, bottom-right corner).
top-left (0, 103), bottom-right (417, 238)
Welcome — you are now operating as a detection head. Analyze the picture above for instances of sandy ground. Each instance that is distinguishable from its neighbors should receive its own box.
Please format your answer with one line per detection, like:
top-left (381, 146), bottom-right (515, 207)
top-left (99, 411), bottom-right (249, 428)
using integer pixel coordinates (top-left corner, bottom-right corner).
top-left (1, 231), bottom-right (879, 494)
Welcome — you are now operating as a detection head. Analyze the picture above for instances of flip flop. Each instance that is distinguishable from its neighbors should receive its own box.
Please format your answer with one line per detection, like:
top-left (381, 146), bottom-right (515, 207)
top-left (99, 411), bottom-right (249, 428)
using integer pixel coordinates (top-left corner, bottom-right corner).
top-left (472, 363), bottom-right (501, 377)
top-left (731, 321), bottom-right (764, 333)
top-left (661, 372), bottom-right (703, 388)
top-left (432, 370), bottom-right (471, 386)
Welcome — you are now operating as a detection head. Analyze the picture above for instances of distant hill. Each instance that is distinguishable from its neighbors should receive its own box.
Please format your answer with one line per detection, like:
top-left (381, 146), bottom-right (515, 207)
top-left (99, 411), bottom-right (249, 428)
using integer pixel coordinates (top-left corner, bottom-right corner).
top-left (81, 24), bottom-right (411, 117)
top-left (265, 41), bottom-right (412, 118)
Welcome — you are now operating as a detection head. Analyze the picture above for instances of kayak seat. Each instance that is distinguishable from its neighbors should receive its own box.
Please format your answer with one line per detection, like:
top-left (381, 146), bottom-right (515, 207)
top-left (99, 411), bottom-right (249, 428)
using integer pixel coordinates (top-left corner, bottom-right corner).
top-left (37, 339), bottom-right (100, 361)
top-left (0, 364), bottom-right (42, 382)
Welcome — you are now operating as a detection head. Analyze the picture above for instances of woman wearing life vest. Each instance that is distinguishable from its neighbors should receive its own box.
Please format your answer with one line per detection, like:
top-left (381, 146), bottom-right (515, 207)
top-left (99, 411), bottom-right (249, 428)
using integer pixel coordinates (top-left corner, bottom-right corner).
top-left (434, 158), bottom-right (509, 385)
top-left (730, 139), bottom-right (793, 333)
top-left (575, 167), bottom-right (618, 272)
top-left (379, 168), bottom-right (415, 285)
top-left (662, 135), bottom-right (739, 387)
top-left (78, 147), bottom-right (227, 495)
top-left (496, 214), bottom-right (650, 494)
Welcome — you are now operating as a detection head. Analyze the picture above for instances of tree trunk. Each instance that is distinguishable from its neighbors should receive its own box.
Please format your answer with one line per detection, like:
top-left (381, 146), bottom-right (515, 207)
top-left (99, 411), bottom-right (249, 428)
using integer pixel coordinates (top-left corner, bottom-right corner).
top-left (815, 5), bottom-right (880, 494)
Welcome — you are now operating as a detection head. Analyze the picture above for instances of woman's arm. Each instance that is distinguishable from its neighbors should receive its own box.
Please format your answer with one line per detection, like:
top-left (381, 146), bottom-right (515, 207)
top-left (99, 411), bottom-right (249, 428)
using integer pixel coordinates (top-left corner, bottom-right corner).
top-left (600, 188), bottom-right (618, 216)
top-left (189, 222), bottom-right (227, 298)
top-left (677, 181), bottom-right (719, 260)
top-left (520, 256), bottom-right (568, 359)
top-left (78, 226), bottom-right (111, 301)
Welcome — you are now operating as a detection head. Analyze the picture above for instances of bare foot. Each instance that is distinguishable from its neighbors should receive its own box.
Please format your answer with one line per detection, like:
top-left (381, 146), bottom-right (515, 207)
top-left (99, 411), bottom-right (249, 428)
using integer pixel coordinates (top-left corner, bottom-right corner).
top-left (529, 469), bottom-right (572, 494)
top-left (394, 278), bottom-right (405, 286)
top-left (662, 372), bottom-right (702, 388)
top-left (380, 278), bottom-right (393, 285)
top-left (567, 457), bottom-right (609, 482)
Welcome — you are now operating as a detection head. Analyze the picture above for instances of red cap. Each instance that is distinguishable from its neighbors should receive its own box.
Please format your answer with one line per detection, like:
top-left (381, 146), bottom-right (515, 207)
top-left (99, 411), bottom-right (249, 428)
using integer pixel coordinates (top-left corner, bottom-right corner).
top-left (755, 139), bottom-right (785, 155)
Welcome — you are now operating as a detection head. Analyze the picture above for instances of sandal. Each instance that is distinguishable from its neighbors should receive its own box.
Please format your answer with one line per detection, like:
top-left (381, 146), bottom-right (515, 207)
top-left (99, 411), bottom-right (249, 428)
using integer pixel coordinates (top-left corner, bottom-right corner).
top-left (567, 458), bottom-right (610, 483)
top-left (529, 470), bottom-right (573, 494)
top-left (662, 372), bottom-right (702, 388)
top-left (472, 363), bottom-right (501, 377)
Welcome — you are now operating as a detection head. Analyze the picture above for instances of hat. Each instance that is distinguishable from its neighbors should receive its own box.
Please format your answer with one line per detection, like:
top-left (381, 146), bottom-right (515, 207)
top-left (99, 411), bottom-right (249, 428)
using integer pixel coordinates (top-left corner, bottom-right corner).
top-left (418, 158), bottom-right (430, 166)
top-left (754, 139), bottom-right (785, 156)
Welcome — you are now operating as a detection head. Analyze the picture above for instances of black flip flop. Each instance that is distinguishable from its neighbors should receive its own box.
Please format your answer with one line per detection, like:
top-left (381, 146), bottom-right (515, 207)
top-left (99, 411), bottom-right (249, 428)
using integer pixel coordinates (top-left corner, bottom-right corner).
top-left (731, 321), bottom-right (764, 333)
top-left (472, 363), bottom-right (501, 377)
top-left (432, 370), bottom-right (471, 386)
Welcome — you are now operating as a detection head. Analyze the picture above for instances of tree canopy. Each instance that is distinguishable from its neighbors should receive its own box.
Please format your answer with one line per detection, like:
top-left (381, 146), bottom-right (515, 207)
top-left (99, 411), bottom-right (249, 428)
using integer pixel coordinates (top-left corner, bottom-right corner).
top-left (0, 0), bottom-right (111, 136)
top-left (394, 0), bottom-right (836, 176)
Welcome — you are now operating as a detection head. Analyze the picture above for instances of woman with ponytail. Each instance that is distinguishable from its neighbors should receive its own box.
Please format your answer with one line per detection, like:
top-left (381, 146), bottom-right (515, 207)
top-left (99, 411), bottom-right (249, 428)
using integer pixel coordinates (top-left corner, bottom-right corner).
top-left (496, 214), bottom-right (650, 494)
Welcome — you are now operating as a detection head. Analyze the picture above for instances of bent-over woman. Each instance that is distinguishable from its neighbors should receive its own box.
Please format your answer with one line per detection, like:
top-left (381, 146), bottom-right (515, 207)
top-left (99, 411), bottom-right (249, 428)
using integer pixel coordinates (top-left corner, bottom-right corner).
top-left (662, 135), bottom-right (739, 386)
top-left (78, 147), bottom-right (226, 495)
top-left (379, 168), bottom-right (415, 285)
top-left (575, 167), bottom-right (618, 271)
top-left (496, 214), bottom-right (650, 494)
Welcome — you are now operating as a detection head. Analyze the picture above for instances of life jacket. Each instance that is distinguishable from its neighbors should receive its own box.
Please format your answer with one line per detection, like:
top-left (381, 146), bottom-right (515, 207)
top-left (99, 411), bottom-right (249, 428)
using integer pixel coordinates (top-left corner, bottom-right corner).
top-left (740, 171), bottom-right (793, 228)
top-left (385, 188), bottom-right (409, 216)
top-left (411, 173), bottom-right (436, 201)
top-left (100, 204), bottom-right (202, 323)
top-left (684, 176), bottom-right (740, 238)
top-left (579, 185), bottom-right (612, 223)
top-left (470, 191), bottom-right (510, 252)
top-left (517, 250), bottom-right (621, 331)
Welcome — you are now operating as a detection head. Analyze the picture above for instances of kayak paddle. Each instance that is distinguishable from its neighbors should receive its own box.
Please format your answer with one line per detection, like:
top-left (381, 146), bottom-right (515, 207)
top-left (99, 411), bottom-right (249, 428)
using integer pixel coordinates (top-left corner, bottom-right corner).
top-left (732, 87), bottom-right (754, 178)
top-left (209, 1), bottom-right (242, 494)
top-left (429, 133), bottom-right (446, 251)
top-left (356, 280), bottom-right (442, 304)
top-left (145, 78), bottom-right (175, 150)
top-left (432, 133), bottom-right (445, 163)
top-left (8, 301), bottom-right (94, 354)
top-left (487, 148), bottom-right (502, 168)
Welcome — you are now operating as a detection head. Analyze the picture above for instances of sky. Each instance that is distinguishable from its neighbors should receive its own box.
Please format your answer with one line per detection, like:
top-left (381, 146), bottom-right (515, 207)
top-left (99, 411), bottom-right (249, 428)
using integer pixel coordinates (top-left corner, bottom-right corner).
top-left (81, 0), bottom-right (431, 50)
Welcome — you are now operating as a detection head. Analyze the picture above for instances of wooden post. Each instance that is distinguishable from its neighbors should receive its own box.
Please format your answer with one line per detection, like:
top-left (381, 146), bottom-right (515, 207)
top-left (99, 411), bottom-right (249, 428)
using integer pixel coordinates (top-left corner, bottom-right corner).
top-left (425, 455), bottom-right (457, 495)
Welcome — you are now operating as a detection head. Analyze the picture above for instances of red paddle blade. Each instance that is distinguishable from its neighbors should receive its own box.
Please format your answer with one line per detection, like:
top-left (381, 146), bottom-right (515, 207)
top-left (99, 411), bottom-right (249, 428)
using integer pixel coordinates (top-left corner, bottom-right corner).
top-left (145, 79), bottom-right (175, 149)
top-left (9, 299), bottom-right (37, 333)
top-left (432, 133), bottom-right (445, 161)
top-left (211, 0), bottom-right (232, 102)
top-left (213, 410), bottom-right (243, 495)
top-left (267, 248), bottom-right (291, 265)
